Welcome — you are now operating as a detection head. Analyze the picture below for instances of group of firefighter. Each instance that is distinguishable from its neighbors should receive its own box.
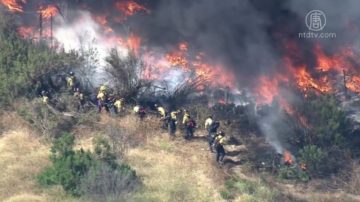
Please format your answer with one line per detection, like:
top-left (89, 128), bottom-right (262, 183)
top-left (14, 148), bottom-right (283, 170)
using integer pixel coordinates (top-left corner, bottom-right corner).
top-left (39, 72), bottom-right (227, 165)
top-left (155, 105), bottom-right (226, 164)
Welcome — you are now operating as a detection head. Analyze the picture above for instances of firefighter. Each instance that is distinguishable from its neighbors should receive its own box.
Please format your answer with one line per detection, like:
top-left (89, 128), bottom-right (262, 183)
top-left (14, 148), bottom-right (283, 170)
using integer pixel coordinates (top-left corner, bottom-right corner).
top-left (184, 116), bottom-right (196, 140)
top-left (208, 121), bottom-right (220, 152)
top-left (169, 110), bottom-right (181, 136)
top-left (133, 105), bottom-right (140, 114)
top-left (155, 104), bottom-right (166, 118)
top-left (105, 94), bottom-right (115, 113)
top-left (114, 98), bottom-right (124, 114)
top-left (99, 84), bottom-right (106, 94)
top-left (66, 71), bottom-right (76, 91)
top-left (181, 110), bottom-right (190, 137)
top-left (74, 88), bottom-right (85, 111)
top-left (97, 90), bottom-right (106, 113)
top-left (41, 90), bottom-right (49, 104)
top-left (155, 104), bottom-right (168, 129)
top-left (213, 131), bottom-right (226, 164)
top-left (139, 106), bottom-right (146, 120)
top-left (182, 110), bottom-right (190, 126)
top-left (133, 105), bottom-right (146, 120)
top-left (205, 116), bottom-right (213, 131)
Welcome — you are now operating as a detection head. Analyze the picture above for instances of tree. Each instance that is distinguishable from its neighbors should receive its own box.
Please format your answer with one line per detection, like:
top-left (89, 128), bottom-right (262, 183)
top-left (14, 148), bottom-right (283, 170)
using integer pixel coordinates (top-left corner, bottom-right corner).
top-left (105, 49), bottom-right (151, 100)
top-left (299, 94), bottom-right (350, 148)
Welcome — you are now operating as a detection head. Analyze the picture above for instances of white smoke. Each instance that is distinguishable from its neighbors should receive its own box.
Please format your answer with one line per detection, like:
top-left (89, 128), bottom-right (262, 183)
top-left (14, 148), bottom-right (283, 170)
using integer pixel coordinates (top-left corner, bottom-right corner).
top-left (53, 11), bottom-right (129, 85)
top-left (54, 11), bottom-right (129, 62)
top-left (259, 111), bottom-right (284, 154)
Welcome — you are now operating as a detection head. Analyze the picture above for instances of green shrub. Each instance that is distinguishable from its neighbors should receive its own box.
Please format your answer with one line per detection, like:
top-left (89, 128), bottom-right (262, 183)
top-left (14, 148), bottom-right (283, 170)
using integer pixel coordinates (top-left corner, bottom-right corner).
top-left (278, 166), bottom-right (298, 180)
top-left (299, 145), bottom-right (327, 176)
top-left (221, 176), bottom-right (279, 201)
top-left (38, 133), bottom-right (138, 197)
top-left (38, 133), bottom-right (94, 196)
top-left (298, 94), bottom-right (350, 148)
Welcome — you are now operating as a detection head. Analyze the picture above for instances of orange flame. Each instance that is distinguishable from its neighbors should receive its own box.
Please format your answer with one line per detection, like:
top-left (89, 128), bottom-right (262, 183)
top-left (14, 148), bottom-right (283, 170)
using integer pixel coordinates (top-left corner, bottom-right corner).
top-left (140, 42), bottom-right (236, 89)
top-left (127, 34), bottom-right (141, 55)
top-left (38, 5), bottom-right (59, 19)
top-left (0, 0), bottom-right (26, 13)
top-left (17, 26), bottom-right (33, 38)
top-left (315, 43), bottom-right (356, 73)
top-left (93, 15), bottom-right (113, 33)
top-left (115, 1), bottom-right (149, 18)
top-left (283, 150), bottom-right (293, 165)
top-left (293, 67), bottom-right (332, 94)
top-left (346, 75), bottom-right (360, 95)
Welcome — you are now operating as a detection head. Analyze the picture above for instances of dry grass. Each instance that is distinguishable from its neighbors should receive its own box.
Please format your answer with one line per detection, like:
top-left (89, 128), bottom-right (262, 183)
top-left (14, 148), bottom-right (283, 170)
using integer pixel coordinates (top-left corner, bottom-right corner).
top-left (0, 113), bottom-right (79, 202)
top-left (0, 111), bottom-right (31, 132)
top-left (4, 110), bottom-right (360, 202)
top-left (125, 133), bottom-right (224, 202)
top-left (3, 193), bottom-right (46, 202)
top-left (0, 129), bottom-right (49, 201)
top-left (345, 162), bottom-right (360, 195)
top-left (77, 113), bottom-right (224, 201)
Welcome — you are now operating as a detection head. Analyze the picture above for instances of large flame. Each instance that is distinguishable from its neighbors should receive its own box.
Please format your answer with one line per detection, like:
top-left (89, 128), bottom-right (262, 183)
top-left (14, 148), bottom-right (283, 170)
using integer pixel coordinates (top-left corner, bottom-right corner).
top-left (165, 42), bottom-right (189, 69)
top-left (38, 5), bottom-right (59, 19)
top-left (347, 75), bottom-right (360, 95)
top-left (0, 0), bottom-right (26, 13)
top-left (7, 0), bottom-right (360, 103)
top-left (254, 41), bottom-right (360, 105)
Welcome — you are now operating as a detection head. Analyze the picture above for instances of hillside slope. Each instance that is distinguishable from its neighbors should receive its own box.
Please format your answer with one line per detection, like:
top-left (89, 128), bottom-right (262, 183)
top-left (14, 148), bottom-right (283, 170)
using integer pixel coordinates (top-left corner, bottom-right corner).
top-left (2, 112), bottom-right (360, 202)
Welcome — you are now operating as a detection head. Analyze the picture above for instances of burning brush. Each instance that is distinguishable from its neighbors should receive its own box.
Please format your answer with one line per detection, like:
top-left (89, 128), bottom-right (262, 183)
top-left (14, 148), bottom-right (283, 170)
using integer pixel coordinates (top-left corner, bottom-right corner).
top-left (283, 150), bottom-right (294, 166)
top-left (281, 150), bottom-right (307, 172)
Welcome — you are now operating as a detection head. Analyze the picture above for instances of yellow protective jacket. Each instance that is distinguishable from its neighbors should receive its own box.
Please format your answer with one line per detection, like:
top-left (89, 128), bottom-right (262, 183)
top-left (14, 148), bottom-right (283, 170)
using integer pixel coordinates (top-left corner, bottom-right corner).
top-left (97, 92), bottom-right (105, 101)
top-left (182, 112), bottom-right (190, 125)
top-left (205, 118), bottom-right (213, 129)
top-left (157, 107), bottom-right (166, 117)
top-left (99, 85), bottom-right (106, 93)
top-left (133, 105), bottom-right (140, 113)
top-left (42, 96), bottom-right (49, 104)
top-left (170, 111), bottom-right (179, 120)
top-left (114, 100), bottom-right (123, 109)
top-left (214, 135), bottom-right (225, 146)
top-left (67, 76), bottom-right (75, 88)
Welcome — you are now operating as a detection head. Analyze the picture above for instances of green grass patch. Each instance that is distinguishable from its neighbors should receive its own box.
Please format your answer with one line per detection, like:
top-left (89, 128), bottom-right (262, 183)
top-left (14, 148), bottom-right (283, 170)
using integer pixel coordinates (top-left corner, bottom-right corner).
top-left (221, 176), bottom-right (279, 202)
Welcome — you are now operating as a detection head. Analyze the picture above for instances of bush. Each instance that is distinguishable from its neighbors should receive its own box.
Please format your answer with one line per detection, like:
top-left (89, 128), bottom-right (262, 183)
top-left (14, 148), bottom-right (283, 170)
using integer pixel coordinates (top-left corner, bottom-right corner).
top-left (80, 163), bottom-right (138, 201)
top-left (38, 133), bottom-right (138, 197)
top-left (17, 100), bottom-right (75, 138)
top-left (278, 166), bottom-right (310, 182)
top-left (299, 145), bottom-right (327, 176)
top-left (104, 124), bottom-right (129, 158)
